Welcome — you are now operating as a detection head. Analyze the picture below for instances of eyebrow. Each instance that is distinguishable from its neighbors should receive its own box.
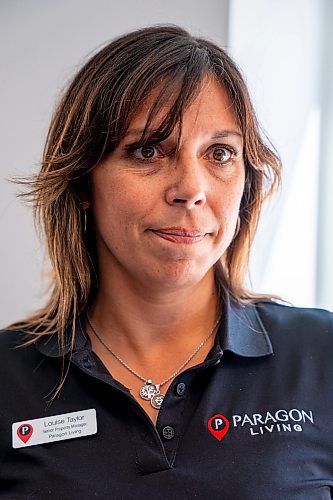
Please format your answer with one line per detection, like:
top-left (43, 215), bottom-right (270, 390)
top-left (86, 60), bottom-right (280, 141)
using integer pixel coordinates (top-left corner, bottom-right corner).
top-left (211, 130), bottom-right (243, 139)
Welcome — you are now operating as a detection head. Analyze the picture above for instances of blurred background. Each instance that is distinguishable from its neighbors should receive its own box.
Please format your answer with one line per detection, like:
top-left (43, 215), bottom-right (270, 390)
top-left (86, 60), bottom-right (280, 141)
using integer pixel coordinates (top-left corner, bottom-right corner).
top-left (0, 0), bottom-right (332, 326)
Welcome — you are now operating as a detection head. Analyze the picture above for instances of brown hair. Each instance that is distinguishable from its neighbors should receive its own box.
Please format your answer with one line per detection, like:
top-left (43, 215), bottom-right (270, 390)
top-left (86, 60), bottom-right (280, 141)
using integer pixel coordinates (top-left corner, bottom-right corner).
top-left (10, 25), bottom-right (281, 352)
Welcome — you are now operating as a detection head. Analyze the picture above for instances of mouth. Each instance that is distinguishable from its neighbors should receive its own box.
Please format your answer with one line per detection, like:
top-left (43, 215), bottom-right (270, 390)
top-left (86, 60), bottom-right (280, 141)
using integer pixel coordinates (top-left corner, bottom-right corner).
top-left (149, 227), bottom-right (207, 245)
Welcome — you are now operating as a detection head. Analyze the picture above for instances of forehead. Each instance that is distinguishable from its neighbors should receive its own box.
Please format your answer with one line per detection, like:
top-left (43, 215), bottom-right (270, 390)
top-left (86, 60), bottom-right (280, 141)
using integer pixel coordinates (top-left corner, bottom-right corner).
top-left (124, 78), bottom-right (241, 141)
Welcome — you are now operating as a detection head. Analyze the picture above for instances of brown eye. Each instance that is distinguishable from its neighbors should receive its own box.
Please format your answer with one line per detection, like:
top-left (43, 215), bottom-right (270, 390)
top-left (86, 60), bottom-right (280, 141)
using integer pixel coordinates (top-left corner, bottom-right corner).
top-left (212, 147), bottom-right (232, 162)
top-left (139, 146), bottom-right (156, 159)
top-left (127, 143), bottom-right (165, 163)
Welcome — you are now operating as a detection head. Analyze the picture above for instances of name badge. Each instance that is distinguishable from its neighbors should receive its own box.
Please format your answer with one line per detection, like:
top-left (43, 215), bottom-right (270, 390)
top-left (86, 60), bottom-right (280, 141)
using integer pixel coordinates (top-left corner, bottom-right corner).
top-left (12, 408), bottom-right (97, 448)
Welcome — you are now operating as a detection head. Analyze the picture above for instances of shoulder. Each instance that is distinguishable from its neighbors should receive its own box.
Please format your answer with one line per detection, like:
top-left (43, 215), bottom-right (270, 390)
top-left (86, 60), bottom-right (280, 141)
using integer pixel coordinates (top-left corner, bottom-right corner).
top-left (254, 301), bottom-right (333, 351)
top-left (255, 301), bottom-right (332, 330)
top-left (0, 328), bottom-right (28, 350)
top-left (0, 329), bottom-right (41, 372)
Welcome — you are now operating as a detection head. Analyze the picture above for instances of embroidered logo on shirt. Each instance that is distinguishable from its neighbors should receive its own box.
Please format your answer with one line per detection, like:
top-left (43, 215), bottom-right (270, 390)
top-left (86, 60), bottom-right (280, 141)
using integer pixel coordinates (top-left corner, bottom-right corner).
top-left (208, 408), bottom-right (315, 441)
top-left (232, 408), bottom-right (314, 436)
top-left (208, 414), bottom-right (230, 441)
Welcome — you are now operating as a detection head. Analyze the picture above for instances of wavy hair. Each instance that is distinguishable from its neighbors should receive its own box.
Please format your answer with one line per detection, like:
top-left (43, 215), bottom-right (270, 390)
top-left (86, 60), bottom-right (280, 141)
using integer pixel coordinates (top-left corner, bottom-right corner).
top-left (10, 25), bottom-right (281, 355)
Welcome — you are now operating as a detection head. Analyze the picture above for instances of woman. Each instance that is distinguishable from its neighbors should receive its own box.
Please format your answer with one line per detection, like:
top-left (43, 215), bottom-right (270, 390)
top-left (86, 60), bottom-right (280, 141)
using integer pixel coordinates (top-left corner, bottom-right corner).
top-left (1, 25), bottom-right (332, 499)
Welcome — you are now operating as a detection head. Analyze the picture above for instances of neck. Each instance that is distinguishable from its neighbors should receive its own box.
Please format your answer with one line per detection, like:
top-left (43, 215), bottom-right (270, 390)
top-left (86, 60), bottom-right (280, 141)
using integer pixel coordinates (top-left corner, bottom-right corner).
top-left (88, 269), bottom-right (220, 356)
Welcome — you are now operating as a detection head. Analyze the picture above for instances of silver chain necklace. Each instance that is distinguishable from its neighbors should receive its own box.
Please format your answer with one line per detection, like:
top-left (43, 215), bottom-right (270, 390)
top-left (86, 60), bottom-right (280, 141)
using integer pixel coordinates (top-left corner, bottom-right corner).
top-left (86, 313), bottom-right (221, 410)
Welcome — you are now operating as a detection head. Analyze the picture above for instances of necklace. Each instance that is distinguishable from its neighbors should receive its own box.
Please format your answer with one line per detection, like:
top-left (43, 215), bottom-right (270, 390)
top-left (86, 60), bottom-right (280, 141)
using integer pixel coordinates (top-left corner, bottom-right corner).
top-left (86, 313), bottom-right (221, 410)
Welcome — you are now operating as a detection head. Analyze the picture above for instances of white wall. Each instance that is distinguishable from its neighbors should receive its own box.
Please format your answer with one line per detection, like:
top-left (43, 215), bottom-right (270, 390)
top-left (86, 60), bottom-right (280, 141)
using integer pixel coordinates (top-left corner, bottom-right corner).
top-left (316, 0), bottom-right (333, 310)
top-left (229, 0), bottom-right (329, 308)
top-left (0, 0), bottom-right (229, 326)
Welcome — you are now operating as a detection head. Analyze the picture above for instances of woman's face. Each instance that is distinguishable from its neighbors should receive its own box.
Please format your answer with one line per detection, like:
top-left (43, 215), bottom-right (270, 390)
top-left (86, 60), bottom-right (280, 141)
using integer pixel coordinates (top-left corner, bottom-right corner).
top-left (90, 79), bottom-right (245, 292)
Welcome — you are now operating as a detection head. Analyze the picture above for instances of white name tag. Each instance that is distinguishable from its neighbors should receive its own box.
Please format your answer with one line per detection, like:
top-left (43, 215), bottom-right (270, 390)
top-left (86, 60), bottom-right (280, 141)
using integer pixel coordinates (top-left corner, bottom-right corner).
top-left (12, 409), bottom-right (97, 449)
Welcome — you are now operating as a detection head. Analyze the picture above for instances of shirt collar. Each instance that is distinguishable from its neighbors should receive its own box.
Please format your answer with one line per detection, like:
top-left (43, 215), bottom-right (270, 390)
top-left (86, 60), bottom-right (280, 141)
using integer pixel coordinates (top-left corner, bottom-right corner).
top-left (35, 294), bottom-right (273, 358)
top-left (217, 294), bottom-right (273, 357)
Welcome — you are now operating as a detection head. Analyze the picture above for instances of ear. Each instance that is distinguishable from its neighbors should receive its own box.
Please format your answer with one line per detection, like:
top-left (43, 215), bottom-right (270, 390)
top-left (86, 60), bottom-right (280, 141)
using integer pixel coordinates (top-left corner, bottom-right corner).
top-left (79, 182), bottom-right (92, 209)
top-left (76, 174), bottom-right (92, 209)
top-left (81, 200), bottom-right (91, 209)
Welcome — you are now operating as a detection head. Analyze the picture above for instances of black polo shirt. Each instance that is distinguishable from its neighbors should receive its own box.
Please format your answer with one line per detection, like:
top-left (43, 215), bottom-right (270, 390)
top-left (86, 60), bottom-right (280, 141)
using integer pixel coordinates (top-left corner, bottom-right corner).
top-left (0, 297), bottom-right (333, 499)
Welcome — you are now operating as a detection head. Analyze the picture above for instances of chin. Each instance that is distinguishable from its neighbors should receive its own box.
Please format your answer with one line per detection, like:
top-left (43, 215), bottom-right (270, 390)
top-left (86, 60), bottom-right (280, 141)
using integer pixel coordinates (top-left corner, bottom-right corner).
top-left (150, 260), bottom-right (213, 290)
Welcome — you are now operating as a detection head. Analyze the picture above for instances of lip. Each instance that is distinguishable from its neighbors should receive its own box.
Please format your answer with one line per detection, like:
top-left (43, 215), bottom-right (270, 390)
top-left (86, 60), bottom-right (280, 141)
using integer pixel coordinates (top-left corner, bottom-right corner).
top-left (150, 227), bottom-right (207, 244)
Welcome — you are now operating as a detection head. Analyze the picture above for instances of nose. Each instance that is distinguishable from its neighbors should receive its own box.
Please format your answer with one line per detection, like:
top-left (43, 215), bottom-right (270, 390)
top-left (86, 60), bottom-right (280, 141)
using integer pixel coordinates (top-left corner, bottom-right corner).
top-left (165, 156), bottom-right (207, 209)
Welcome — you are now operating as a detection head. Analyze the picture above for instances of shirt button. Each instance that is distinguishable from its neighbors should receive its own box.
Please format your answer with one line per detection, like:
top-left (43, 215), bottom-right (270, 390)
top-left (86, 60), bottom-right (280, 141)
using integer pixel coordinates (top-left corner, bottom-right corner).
top-left (176, 382), bottom-right (186, 396)
top-left (162, 426), bottom-right (175, 440)
top-left (82, 355), bottom-right (92, 369)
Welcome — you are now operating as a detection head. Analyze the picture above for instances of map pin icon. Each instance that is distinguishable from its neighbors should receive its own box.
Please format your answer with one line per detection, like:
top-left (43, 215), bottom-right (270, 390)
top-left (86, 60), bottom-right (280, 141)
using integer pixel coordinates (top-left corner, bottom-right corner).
top-left (17, 423), bottom-right (33, 444)
top-left (208, 414), bottom-right (230, 441)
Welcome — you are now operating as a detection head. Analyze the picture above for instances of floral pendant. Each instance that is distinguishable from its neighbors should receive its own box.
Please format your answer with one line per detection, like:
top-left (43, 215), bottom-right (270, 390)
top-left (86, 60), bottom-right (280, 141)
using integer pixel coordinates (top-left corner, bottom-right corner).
top-left (150, 392), bottom-right (164, 409)
top-left (139, 380), bottom-right (164, 409)
top-left (139, 380), bottom-right (160, 400)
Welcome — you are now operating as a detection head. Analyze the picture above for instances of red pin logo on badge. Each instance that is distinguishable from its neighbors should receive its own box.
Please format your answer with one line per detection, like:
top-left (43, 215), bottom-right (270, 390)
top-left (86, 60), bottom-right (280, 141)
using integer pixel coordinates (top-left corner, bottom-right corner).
top-left (17, 423), bottom-right (33, 444)
top-left (208, 414), bottom-right (230, 441)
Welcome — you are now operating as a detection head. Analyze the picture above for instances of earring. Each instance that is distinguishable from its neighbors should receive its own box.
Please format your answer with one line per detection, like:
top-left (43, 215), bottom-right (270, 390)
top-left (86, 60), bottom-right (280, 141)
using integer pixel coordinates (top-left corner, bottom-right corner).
top-left (84, 209), bottom-right (87, 234)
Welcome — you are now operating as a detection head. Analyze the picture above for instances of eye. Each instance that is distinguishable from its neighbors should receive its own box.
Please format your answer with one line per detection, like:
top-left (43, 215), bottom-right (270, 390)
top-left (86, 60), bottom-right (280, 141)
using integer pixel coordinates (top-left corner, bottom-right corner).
top-left (133, 145), bottom-right (160, 160)
top-left (209, 146), bottom-right (234, 163)
top-left (123, 142), bottom-right (167, 165)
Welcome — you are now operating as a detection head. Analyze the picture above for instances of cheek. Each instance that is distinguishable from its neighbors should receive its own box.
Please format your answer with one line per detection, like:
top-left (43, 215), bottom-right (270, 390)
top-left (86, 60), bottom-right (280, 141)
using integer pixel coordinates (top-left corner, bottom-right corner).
top-left (91, 172), bottom-right (157, 234)
top-left (215, 180), bottom-right (244, 222)
top-left (212, 182), bottom-right (244, 254)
